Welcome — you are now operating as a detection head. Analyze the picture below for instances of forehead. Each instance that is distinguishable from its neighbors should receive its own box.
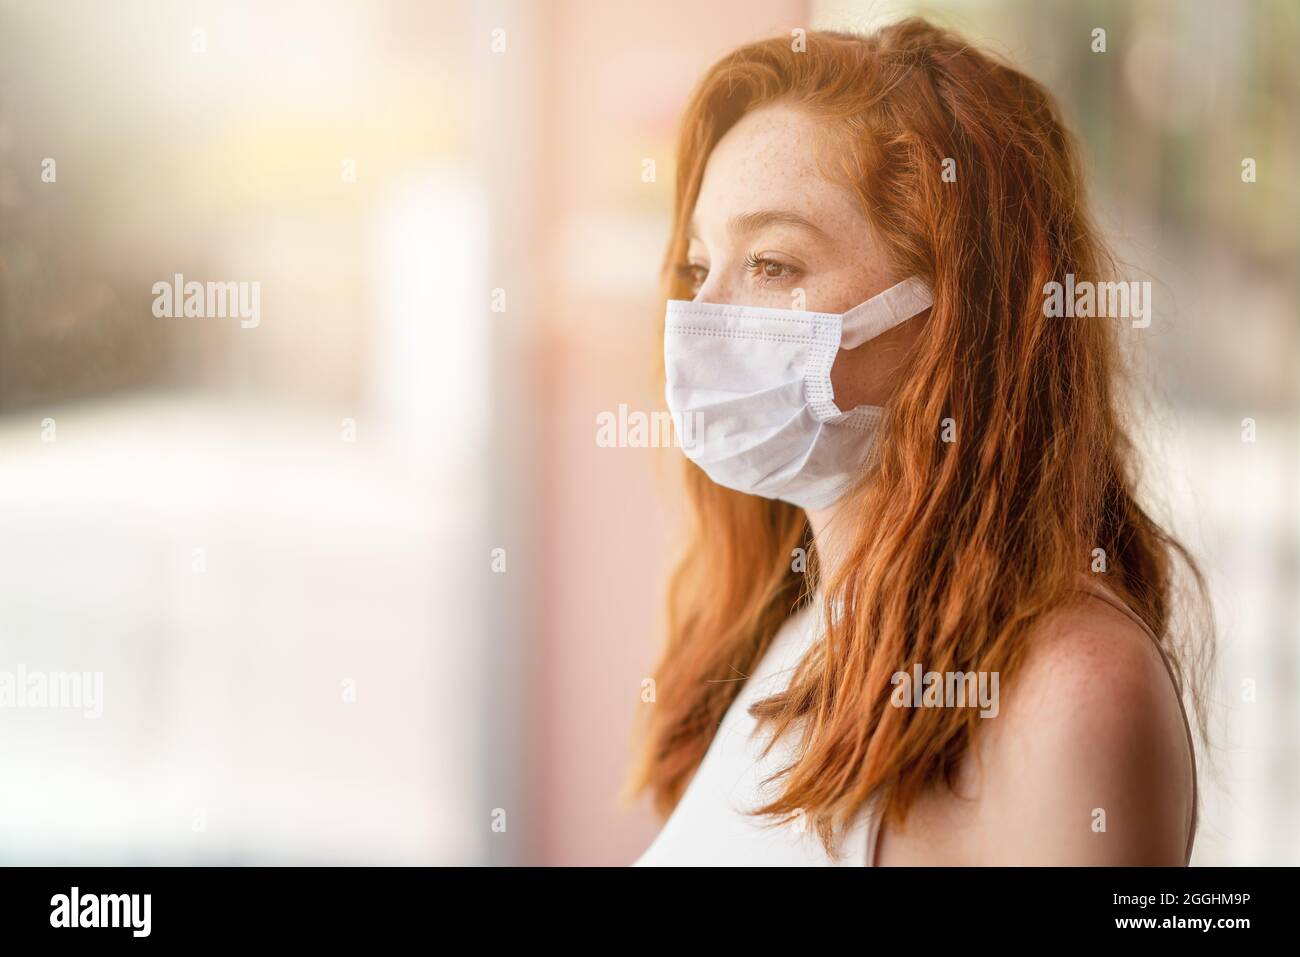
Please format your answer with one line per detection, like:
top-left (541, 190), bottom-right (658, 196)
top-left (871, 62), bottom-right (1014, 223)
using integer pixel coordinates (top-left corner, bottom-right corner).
top-left (692, 102), bottom-right (868, 240)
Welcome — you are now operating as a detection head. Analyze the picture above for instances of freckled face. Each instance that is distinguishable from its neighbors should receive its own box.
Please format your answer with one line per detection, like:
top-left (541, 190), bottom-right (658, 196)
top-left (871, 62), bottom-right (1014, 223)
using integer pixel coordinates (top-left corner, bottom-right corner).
top-left (683, 101), bottom-right (926, 409)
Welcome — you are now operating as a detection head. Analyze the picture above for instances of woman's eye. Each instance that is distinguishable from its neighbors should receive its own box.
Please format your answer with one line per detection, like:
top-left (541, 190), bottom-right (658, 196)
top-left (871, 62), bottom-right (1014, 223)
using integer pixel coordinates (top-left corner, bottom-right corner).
top-left (676, 262), bottom-right (708, 292)
top-left (744, 254), bottom-right (800, 285)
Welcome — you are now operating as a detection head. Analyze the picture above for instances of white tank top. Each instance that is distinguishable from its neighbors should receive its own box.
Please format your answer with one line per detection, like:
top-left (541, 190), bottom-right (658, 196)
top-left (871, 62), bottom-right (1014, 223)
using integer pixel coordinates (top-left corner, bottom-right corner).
top-left (634, 600), bottom-right (881, 866)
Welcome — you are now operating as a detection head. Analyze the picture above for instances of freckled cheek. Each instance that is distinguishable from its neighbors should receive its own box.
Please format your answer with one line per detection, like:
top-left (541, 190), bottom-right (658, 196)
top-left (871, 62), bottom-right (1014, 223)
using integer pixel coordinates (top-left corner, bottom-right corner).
top-left (812, 278), bottom-right (857, 309)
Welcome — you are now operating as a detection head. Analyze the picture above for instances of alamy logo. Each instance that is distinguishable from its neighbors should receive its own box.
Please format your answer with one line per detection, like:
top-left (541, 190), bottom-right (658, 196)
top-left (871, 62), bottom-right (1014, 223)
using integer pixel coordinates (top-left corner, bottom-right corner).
top-left (595, 404), bottom-right (700, 449)
top-left (152, 273), bottom-right (260, 328)
top-left (0, 665), bottom-right (102, 718)
top-left (50, 887), bottom-right (151, 937)
top-left (1042, 273), bottom-right (1151, 328)
top-left (890, 664), bottom-right (1000, 718)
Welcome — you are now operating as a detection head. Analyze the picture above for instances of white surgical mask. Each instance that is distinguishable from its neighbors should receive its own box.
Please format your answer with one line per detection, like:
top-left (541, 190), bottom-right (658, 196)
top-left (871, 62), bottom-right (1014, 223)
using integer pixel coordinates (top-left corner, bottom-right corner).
top-left (664, 277), bottom-right (932, 510)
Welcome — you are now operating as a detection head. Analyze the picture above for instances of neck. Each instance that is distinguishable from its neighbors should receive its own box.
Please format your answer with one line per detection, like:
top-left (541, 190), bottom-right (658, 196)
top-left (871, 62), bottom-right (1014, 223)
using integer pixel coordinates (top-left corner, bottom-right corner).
top-left (805, 502), bottom-right (848, 581)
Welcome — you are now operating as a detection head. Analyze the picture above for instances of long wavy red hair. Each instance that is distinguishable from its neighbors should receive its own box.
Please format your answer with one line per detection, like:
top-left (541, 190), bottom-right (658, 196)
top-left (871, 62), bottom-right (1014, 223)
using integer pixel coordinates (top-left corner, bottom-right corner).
top-left (626, 19), bottom-right (1211, 853)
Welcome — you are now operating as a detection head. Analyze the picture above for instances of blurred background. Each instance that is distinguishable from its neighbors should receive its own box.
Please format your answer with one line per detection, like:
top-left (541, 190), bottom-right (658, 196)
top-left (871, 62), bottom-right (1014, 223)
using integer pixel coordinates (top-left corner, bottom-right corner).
top-left (0, 0), bottom-right (1295, 865)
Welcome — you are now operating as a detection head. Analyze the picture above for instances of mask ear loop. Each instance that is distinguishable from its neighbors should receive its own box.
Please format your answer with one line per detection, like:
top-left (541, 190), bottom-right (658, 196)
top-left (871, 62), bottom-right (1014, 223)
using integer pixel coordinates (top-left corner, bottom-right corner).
top-left (838, 277), bottom-right (933, 349)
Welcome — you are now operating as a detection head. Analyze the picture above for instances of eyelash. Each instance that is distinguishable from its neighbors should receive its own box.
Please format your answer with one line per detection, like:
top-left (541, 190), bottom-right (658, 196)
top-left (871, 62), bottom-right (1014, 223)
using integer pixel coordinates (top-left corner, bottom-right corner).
top-left (744, 254), bottom-right (799, 285)
top-left (675, 254), bottom-right (801, 290)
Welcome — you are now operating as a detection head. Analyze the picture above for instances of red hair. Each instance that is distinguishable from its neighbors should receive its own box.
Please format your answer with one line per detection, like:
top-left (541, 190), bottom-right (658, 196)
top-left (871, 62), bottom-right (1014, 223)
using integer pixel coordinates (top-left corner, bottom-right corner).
top-left (628, 19), bottom-right (1211, 854)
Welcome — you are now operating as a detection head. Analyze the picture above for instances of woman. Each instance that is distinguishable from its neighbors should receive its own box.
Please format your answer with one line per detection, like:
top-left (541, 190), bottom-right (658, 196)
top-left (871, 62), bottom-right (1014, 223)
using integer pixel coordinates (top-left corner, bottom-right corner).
top-left (629, 19), bottom-right (1210, 866)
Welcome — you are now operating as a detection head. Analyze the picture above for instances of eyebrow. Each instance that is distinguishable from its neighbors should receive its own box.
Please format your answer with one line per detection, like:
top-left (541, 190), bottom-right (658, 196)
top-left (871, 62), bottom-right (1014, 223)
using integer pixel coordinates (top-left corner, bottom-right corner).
top-left (687, 208), bottom-right (831, 242)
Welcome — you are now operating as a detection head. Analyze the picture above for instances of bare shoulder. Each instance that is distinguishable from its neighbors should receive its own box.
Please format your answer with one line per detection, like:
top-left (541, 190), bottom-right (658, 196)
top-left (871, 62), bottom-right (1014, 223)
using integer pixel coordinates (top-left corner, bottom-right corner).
top-left (964, 590), bottom-right (1195, 865)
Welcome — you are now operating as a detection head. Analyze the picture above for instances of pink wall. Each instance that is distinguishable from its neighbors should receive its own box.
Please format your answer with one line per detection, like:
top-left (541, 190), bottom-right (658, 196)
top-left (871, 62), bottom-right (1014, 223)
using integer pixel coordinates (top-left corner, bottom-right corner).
top-left (524, 0), bottom-right (809, 866)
